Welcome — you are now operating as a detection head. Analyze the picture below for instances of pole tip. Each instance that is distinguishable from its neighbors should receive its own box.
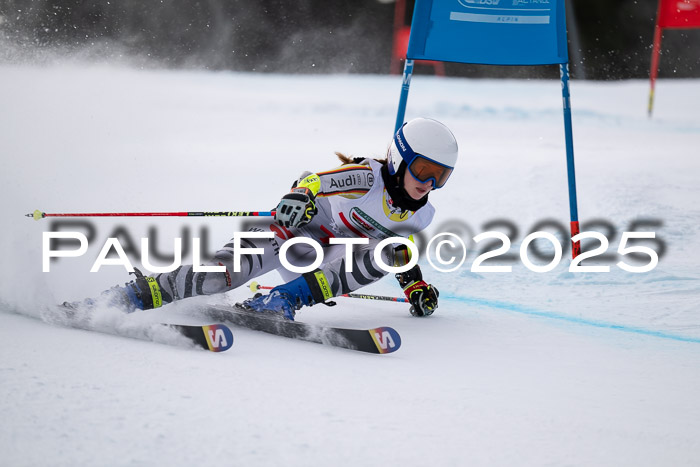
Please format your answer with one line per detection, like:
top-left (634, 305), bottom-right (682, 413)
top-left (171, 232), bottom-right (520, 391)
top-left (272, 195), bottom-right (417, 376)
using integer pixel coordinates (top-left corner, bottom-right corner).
top-left (249, 281), bottom-right (260, 293)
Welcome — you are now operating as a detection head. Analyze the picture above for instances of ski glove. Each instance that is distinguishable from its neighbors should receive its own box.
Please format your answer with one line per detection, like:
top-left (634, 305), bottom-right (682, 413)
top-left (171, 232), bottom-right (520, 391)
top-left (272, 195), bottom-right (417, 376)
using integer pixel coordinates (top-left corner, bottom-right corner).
top-left (274, 187), bottom-right (318, 229)
top-left (395, 266), bottom-right (439, 317)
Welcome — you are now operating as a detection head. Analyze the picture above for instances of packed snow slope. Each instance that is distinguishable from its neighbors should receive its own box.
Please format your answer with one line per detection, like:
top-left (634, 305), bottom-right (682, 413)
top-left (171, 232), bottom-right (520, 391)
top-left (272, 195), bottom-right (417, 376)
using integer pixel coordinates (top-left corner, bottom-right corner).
top-left (1, 64), bottom-right (699, 466)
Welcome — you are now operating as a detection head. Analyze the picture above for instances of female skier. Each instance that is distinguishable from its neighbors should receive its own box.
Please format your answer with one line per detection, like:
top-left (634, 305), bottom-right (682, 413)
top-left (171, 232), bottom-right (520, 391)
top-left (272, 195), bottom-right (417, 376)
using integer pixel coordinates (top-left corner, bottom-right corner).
top-left (76, 117), bottom-right (458, 320)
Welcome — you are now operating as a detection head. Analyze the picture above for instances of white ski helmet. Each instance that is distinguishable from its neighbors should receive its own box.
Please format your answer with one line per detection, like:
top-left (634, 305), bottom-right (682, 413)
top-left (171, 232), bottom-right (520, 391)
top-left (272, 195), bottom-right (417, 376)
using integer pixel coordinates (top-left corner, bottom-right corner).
top-left (388, 117), bottom-right (458, 189)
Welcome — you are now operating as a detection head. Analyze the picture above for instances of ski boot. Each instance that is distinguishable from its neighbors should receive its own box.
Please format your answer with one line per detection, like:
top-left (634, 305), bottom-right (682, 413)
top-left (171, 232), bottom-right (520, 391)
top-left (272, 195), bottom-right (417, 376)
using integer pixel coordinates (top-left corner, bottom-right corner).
top-left (239, 271), bottom-right (332, 321)
top-left (61, 268), bottom-right (164, 314)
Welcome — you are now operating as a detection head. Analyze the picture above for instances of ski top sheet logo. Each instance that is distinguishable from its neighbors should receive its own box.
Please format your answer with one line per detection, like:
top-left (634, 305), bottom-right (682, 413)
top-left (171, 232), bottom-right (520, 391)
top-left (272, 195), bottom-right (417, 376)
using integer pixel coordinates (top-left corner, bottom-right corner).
top-left (203, 325), bottom-right (234, 352)
top-left (382, 189), bottom-right (414, 222)
top-left (370, 327), bottom-right (402, 354)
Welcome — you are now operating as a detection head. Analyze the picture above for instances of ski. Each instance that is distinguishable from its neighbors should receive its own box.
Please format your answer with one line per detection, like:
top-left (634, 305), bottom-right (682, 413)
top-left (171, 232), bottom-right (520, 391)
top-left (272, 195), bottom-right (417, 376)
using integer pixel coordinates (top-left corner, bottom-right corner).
top-left (198, 305), bottom-right (401, 354)
top-left (167, 323), bottom-right (234, 352)
top-left (50, 303), bottom-right (234, 352)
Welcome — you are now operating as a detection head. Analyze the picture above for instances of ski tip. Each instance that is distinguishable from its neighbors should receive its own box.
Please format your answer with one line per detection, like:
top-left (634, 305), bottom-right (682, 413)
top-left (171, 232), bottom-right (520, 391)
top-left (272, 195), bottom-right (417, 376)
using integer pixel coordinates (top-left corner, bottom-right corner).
top-left (202, 324), bottom-right (234, 352)
top-left (368, 327), bottom-right (401, 354)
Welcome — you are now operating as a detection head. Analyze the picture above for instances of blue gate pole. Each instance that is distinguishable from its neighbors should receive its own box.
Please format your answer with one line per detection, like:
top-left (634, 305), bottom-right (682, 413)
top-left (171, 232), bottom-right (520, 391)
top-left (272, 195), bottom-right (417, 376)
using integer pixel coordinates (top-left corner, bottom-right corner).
top-left (560, 63), bottom-right (581, 258)
top-left (394, 59), bottom-right (415, 133)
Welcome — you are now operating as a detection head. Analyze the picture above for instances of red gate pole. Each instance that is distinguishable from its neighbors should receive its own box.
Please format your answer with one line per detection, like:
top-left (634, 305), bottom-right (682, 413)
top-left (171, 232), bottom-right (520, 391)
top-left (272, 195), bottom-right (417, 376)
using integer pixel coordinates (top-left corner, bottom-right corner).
top-left (648, 0), bottom-right (664, 117)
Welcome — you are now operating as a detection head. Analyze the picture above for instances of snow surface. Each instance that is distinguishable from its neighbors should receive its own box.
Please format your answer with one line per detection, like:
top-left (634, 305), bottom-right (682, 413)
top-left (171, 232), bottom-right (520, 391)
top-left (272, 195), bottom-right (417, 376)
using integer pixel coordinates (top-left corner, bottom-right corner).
top-left (1, 64), bottom-right (699, 466)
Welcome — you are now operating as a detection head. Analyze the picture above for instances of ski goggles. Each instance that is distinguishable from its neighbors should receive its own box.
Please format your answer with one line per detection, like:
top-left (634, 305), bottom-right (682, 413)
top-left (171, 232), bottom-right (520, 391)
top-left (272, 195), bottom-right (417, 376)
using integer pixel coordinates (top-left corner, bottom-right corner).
top-left (394, 126), bottom-right (454, 189)
top-left (406, 155), bottom-right (454, 189)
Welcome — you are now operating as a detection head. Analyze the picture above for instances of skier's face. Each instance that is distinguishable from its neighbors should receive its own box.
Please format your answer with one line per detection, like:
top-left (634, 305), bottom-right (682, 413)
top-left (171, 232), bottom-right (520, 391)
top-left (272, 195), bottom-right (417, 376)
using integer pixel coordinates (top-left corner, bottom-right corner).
top-left (403, 172), bottom-right (433, 200)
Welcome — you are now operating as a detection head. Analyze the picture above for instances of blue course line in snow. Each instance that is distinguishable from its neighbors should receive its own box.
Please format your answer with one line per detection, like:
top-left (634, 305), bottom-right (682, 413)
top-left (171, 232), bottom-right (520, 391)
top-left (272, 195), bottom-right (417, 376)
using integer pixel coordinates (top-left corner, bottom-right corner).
top-left (444, 294), bottom-right (700, 344)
